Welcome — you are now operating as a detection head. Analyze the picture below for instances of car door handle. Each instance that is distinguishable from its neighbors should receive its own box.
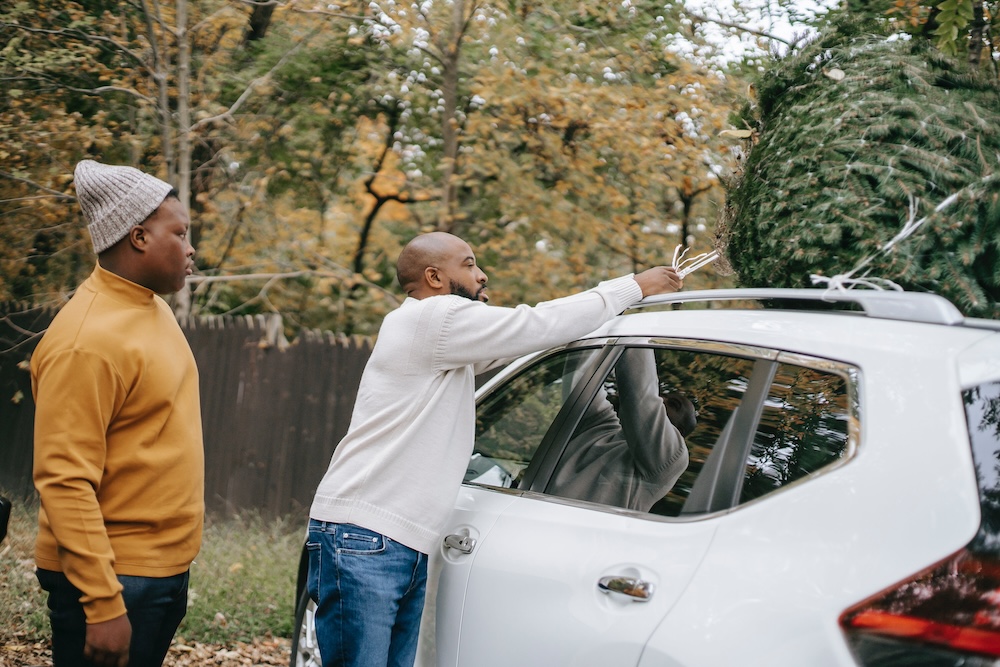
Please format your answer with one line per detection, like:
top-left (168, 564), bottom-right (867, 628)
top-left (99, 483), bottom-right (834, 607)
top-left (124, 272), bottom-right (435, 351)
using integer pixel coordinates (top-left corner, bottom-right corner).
top-left (598, 576), bottom-right (654, 601)
top-left (443, 534), bottom-right (476, 554)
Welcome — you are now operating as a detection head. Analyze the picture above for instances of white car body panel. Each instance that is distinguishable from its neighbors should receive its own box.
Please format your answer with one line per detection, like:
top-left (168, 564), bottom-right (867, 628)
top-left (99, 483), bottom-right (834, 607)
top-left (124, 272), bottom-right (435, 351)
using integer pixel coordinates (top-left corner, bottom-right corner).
top-left (434, 307), bottom-right (994, 666)
top-left (433, 488), bottom-right (518, 667)
top-left (439, 491), bottom-right (716, 667)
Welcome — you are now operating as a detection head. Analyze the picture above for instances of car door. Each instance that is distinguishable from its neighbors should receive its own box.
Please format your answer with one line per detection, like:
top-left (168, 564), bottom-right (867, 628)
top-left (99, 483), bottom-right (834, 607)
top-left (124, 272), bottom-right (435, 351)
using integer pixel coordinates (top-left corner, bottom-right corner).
top-left (435, 341), bottom-right (779, 667)
top-left (433, 344), bottom-right (612, 666)
top-left (446, 494), bottom-right (717, 666)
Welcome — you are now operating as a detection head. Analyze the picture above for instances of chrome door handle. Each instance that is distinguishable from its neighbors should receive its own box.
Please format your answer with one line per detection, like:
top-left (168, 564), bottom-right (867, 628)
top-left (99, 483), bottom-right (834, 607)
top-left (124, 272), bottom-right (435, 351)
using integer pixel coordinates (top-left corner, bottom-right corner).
top-left (598, 576), bottom-right (654, 601)
top-left (443, 534), bottom-right (476, 554)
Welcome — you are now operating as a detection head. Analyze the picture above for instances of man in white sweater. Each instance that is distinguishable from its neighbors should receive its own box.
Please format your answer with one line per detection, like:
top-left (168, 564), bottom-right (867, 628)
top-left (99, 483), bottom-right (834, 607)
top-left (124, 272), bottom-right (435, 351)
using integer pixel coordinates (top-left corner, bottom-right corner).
top-left (307, 232), bottom-right (683, 667)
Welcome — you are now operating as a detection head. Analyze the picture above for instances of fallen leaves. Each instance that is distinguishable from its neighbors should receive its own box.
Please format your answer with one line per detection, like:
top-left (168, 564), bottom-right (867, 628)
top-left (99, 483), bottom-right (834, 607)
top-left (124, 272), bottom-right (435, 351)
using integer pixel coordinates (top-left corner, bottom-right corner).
top-left (0, 637), bottom-right (291, 667)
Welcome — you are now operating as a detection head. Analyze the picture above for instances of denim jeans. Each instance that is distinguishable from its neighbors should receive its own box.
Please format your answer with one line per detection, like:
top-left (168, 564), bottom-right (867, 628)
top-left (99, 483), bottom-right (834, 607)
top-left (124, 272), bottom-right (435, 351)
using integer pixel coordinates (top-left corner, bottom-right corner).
top-left (306, 520), bottom-right (428, 667)
top-left (36, 568), bottom-right (189, 667)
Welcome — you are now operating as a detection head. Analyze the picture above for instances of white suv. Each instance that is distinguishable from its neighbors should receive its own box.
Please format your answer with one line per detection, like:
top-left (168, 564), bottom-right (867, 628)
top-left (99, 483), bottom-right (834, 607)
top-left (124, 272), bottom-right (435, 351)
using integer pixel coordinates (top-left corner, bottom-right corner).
top-left (293, 288), bottom-right (1000, 667)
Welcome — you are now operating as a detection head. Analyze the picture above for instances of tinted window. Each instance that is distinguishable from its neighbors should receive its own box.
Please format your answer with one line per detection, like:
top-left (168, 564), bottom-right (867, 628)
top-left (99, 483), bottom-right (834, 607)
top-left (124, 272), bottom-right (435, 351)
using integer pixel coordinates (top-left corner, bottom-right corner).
top-left (470, 343), bottom-right (856, 517)
top-left (965, 381), bottom-right (1000, 555)
top-left (548, 347), bottom-right (755, 516)
top-left (466, 348), bottom-right (602, 489)
top-left (740, 363), bottom-right (851, 503)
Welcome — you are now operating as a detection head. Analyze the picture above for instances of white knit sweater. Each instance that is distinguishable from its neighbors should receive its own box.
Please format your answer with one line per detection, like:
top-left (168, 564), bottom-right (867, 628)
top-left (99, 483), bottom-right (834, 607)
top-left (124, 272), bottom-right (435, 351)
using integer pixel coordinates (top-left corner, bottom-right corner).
top-left (309, 275), bottom-right (644, 554)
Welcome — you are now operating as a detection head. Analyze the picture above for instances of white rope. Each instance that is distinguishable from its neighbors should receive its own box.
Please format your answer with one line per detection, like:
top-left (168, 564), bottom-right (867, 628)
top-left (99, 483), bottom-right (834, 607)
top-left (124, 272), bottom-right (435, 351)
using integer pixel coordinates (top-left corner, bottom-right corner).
top-left (810, 274), bottom-right (903, 292)
top-left (810, 189), bottom-right (963, 298)
top-left (672, 245), bottom-right (720, 278)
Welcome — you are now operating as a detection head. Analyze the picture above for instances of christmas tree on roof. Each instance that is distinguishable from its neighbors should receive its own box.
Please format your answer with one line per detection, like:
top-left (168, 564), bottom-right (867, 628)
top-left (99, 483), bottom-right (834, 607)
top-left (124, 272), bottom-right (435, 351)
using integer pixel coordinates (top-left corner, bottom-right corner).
top-left (720, 16), bottom-right (1000, 318)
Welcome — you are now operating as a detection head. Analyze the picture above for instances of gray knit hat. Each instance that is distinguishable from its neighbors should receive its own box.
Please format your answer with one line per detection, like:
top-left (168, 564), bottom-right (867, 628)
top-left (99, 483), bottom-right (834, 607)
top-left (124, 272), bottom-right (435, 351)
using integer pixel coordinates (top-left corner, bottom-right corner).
top-left (74, 160), bottom-right (174, 253)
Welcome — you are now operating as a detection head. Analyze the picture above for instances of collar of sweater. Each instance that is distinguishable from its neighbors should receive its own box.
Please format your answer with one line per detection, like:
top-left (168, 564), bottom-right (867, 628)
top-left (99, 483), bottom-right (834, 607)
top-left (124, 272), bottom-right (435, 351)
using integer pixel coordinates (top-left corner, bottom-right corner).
top-left (88, 263), bottom-right (157, 308)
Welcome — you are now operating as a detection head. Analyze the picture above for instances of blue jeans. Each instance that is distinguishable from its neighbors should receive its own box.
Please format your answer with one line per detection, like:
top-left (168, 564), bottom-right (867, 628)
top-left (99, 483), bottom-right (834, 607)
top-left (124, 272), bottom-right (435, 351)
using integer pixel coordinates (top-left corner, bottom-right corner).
top-left (306, 520), bottom-right (428, 667)
top-left (36, 568), bottom-right (189, 667)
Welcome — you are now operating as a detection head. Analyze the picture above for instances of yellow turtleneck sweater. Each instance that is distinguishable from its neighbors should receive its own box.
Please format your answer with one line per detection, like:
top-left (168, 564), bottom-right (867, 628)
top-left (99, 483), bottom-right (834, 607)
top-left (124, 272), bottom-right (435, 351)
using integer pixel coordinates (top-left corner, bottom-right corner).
top-left (31, 264), bottom-right (204, 624)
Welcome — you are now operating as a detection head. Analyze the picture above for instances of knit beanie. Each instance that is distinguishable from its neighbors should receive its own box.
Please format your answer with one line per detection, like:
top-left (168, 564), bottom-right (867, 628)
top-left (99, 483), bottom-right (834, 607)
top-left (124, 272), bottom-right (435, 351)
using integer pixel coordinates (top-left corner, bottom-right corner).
top-left (74, 160), bottom-right (174, 253)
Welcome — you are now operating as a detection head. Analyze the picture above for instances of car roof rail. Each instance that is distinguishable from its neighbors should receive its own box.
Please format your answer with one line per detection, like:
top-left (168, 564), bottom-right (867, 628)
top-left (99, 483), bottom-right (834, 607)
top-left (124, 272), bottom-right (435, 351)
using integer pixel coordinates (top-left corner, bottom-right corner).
top-left (627, 288), bottom-right (966, 326)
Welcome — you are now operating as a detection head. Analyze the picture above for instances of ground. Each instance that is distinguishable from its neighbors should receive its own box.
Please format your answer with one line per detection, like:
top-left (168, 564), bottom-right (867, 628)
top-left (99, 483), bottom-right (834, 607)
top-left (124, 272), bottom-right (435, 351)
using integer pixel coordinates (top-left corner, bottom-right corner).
top-left (0, 637), bottom-right (290, 667)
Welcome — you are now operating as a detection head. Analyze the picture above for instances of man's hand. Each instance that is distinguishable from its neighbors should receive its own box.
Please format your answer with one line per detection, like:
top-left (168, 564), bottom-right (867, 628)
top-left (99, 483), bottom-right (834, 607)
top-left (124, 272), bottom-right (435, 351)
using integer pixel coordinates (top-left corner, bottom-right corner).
top-left (634, 267), bottom-right (683, 298)
top-left (84, 614), bottom-right (131, 667)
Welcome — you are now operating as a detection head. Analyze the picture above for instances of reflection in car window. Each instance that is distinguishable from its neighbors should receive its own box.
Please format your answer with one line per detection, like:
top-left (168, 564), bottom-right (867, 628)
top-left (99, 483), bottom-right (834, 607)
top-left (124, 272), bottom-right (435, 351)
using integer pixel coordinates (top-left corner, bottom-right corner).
top-left (650, 350), bottom-right (757, 516)
top-left (740, 364), bottom-right (851, 503)
top-left (544, 346), bottom-right (854, 517)
top-left (551, 347), bottom-right (756, 517)
top-left (467, 348), bottom-right (602, 488)
top-left (470, 342), bottom-right (856, 517)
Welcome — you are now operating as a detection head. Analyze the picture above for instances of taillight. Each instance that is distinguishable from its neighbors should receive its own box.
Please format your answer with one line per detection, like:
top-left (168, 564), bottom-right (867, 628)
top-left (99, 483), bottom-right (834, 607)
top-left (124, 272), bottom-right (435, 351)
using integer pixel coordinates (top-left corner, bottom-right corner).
top-left (840, 380), bottom-right (1000, 666)
top-left (840, 548), bottom-right (1000, 664)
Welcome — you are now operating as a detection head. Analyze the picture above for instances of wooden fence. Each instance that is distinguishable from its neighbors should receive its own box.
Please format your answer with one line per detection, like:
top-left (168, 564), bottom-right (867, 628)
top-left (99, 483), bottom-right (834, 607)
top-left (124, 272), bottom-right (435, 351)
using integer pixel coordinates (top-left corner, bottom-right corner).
top-left (0, 303), bottom-right (372, 517)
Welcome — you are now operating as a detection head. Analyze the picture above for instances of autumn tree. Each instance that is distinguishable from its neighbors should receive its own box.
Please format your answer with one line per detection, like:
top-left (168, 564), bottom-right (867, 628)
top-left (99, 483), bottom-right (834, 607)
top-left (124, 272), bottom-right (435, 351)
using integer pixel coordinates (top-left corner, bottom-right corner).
top-left (0, 0), bottom-right (288, 308)
top-left (446, 1), bottom-right (737, 302)
top-left (3, 0), bottom-right (745, 335)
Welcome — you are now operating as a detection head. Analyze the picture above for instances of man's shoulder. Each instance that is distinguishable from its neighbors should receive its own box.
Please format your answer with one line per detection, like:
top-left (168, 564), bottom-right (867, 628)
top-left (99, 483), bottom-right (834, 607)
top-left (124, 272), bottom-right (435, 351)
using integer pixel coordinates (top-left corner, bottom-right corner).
top-left (388, 294), bottom-right (481, 320)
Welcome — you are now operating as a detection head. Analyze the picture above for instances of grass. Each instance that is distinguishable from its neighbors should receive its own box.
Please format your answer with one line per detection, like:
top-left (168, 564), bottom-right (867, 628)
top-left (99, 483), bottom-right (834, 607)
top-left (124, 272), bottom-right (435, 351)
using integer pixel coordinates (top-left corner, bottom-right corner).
top-left (0, 493), bottom-right (303, 646)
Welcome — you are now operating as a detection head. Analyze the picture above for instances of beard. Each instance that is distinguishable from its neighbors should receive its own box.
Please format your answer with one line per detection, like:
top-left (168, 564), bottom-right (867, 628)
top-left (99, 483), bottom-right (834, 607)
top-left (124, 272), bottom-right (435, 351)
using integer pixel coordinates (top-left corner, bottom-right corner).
top-left (450, 280), bottom-right (486, 302)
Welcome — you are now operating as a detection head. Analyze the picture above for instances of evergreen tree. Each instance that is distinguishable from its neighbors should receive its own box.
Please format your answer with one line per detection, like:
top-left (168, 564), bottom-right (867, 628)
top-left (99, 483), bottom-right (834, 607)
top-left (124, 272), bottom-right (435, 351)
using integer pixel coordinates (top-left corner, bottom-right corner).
top-left (721, 17), bottom-right (1000, 318)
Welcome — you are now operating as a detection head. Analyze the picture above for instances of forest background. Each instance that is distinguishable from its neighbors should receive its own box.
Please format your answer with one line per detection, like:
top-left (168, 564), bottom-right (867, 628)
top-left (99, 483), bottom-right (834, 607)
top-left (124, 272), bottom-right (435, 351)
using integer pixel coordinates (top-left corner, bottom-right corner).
top-left (2, 0), bottom-right (998, 333)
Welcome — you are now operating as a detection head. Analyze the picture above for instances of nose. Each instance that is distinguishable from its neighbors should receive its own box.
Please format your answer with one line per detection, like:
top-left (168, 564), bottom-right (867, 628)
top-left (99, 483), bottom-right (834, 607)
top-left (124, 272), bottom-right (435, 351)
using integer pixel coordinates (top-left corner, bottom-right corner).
top-left (477, 268), bottom-right (488, 284)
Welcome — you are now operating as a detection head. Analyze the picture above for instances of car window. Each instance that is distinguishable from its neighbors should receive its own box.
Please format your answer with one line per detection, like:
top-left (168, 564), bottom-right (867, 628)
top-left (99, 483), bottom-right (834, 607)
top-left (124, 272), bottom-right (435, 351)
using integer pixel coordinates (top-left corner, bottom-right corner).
top-left (548, 347), bottom-right (754, 516)
top-left (466, 348), bottom-right (603, 489)
top-left (469, 342), bottom-right (857, 515)
top-left (740, 363), bottom-right (851, 503)
top-left (544, 346), bottom-right (855, 517)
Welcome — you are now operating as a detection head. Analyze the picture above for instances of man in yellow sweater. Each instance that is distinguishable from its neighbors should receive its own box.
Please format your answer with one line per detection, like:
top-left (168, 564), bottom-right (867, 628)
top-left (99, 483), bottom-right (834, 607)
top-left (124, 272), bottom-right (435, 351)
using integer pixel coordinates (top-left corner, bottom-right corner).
top-left (31, 160), bottom-right (204, 667)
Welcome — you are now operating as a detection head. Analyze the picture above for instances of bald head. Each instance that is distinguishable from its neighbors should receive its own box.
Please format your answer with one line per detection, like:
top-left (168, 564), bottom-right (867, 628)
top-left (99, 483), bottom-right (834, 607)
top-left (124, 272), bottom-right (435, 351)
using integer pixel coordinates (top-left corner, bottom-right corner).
top-left (397, 232), bottom-right (489, 302)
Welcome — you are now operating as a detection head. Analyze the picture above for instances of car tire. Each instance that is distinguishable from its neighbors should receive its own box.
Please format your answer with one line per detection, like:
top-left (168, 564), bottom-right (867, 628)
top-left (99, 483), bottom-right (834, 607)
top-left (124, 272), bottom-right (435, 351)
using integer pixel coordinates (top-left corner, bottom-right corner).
top-left (291, 587), bottom-right (322, 667)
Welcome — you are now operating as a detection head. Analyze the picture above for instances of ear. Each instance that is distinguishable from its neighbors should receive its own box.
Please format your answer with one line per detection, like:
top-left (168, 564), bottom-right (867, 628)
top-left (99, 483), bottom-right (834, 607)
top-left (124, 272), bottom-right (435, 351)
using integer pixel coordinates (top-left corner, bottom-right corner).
top-left (424, 265), bottom-right (444, 290)
top-left (128, 225), bottom-right (148, 252)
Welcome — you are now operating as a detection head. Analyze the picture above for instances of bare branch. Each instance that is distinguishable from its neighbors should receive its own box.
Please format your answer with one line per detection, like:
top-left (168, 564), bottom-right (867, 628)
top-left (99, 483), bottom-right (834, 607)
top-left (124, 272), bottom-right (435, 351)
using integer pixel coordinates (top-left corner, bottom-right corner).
top-left (0, 171), bottom-right (75, 200)
top-left (0, 329), bottom-right (47, 354)
top-left (189, 266), bottom-right (404, 306)
top-left (187, 30), bottom-right (316, 132)
top-left (0, 70), bottom-right (154, 103)
top-left (188, 270), bottom-right (312, 285)
top-left (288, 7), bottom-right (368, 20)
top-left (684, 10), bottom-right (793, 47)
top-left (0, 23), bottom-right (155, 76)
top-left (61, 83), bottom-right (156, 103)
top-left (0, 195), bottom-right (75, 205)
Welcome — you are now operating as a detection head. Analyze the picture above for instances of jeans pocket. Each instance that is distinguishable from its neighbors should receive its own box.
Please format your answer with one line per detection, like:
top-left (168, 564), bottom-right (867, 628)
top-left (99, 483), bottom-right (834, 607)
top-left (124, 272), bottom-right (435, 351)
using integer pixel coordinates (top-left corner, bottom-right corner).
top-left (339, 528), bottom-right (386, 555)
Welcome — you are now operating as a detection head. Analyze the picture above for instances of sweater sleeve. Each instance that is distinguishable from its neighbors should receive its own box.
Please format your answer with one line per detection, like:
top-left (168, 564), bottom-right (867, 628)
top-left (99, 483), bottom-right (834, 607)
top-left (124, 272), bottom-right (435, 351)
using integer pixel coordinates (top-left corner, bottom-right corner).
top-left (616, 348), bottom-right (689, 485)
top-left (436, 274), bottom-right (643, 371)
top-left (33, 348), bottom-right (127, 624)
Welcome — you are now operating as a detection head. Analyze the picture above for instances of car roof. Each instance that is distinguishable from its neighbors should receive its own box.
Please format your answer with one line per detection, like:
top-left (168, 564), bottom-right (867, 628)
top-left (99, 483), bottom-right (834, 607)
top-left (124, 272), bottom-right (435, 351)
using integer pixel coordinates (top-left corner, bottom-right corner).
top-left (477, 289), bottom-right (1000, 397)
top-left (580, 288), bottom-right (1000, 366)
top-left (626, 288), bottom-right (979, 326)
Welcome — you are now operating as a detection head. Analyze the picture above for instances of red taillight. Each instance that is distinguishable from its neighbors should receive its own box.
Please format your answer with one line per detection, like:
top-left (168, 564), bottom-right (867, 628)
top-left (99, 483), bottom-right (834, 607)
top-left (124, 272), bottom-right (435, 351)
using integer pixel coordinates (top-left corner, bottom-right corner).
top-left (841, 548), bottom-right (1000, 659)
